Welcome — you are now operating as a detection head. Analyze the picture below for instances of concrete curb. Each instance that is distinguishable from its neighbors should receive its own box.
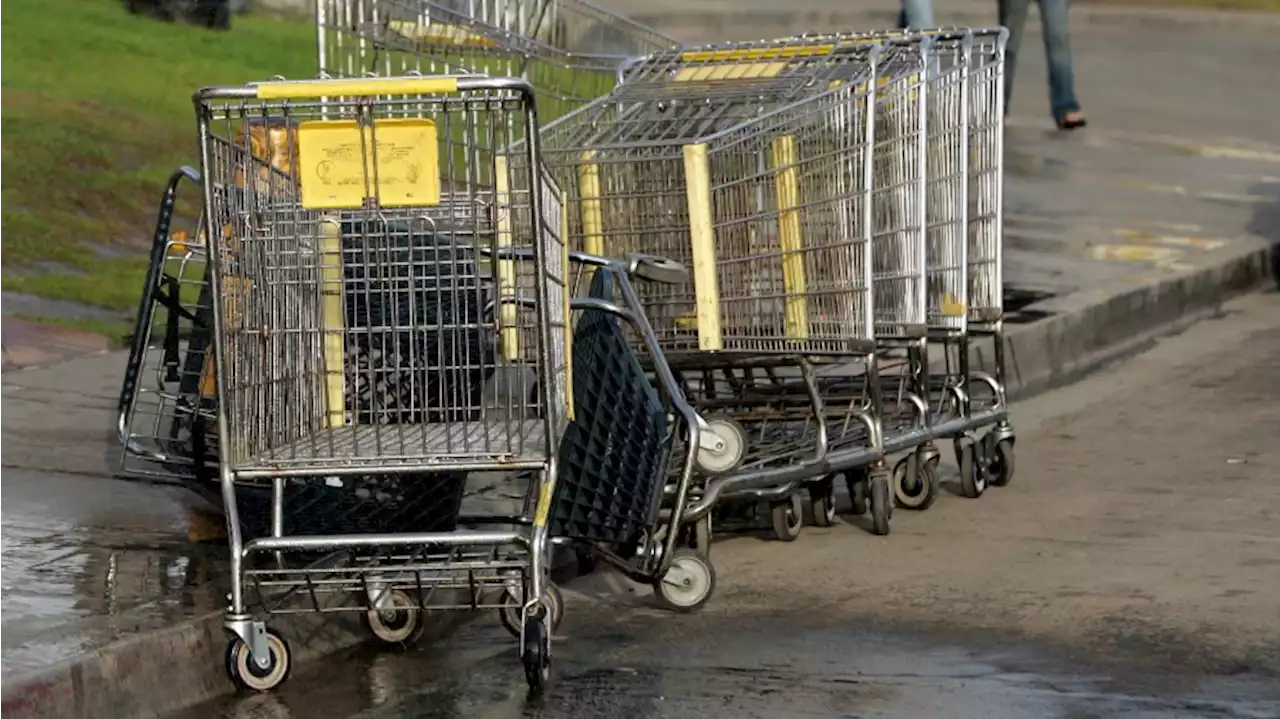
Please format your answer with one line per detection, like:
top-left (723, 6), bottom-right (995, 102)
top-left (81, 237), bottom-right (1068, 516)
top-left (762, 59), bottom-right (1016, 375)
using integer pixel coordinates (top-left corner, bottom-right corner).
top-left (990, 237), bottom-right (1276, 402)
top-left (0, 593), bottom-right (467, 719)
top-left (2, 241), bottom-right (1274, 719)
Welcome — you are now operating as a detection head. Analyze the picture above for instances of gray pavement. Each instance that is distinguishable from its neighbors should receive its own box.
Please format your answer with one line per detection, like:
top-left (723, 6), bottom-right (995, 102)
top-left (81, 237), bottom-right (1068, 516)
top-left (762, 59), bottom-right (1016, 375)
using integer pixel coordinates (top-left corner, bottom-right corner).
top-left (170, 290), bottom-right (1280, 719)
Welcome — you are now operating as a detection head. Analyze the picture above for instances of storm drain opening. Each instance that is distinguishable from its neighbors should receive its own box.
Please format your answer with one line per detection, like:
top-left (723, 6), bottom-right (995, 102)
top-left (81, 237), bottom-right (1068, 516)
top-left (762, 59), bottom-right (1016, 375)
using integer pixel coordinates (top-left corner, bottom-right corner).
top-left (1003, 286), bottom-right (1056, 325)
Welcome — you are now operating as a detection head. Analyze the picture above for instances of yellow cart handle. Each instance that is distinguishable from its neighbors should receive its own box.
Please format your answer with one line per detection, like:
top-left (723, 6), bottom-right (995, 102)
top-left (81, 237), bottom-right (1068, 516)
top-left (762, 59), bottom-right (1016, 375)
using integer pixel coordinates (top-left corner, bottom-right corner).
top-left (252, 76), bottom-right (462, 100)
top-left (196, 75), bottom-right (536, 102)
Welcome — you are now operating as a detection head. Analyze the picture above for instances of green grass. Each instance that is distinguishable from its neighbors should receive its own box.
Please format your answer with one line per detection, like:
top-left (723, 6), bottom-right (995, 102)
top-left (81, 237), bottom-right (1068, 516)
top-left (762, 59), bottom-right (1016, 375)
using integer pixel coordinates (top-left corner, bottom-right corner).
top-left (0, 0), bottom-right (315, 311)
top-left (1, 0), bottom-right (617, 338)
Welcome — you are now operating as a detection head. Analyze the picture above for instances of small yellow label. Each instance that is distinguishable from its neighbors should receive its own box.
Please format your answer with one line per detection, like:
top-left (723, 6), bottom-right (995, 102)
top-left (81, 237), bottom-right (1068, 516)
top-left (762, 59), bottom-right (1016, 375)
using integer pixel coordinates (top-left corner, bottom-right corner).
top-left (681, 44), bottom-right (834, 63)
top-left (296, 119), bottom-right (440, 210)
top-left (941, 292), bottom-right (966, 317)
top-left (674, 62), bottom-right (787, 82)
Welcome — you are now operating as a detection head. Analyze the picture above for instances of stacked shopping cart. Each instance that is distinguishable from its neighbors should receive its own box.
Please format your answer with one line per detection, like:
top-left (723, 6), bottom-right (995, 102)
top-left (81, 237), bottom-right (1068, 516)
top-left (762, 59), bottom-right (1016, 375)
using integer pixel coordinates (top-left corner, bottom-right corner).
top-left (115, 0), bottom-right (1014, 695)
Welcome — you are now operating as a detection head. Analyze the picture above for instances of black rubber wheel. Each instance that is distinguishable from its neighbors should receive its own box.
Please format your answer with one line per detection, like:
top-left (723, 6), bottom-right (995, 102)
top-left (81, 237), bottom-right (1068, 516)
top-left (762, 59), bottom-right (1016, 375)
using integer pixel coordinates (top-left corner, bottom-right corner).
top-left (575, 546), bottom-right (599, 575)
top-left (956, 437), bottom-right (987, 499)
top-left (809, 476), bottom-right (838, 527)
top-left (844, 469), bottom-right (869, 516)
top-left (361, 590), bottom-right (425, 648)
top-left (870, 473), bottom-right (891, 536)
top-left (225, 629), bottom-right (291, 692)
top-left (522, 614), bottom-right (551, 693)
top-left (894, 453), bottom-right (939, 511)
top-left (989, 438), bottom-right (1015, 487)
top-left (770, 494), bottom-right (803, 541)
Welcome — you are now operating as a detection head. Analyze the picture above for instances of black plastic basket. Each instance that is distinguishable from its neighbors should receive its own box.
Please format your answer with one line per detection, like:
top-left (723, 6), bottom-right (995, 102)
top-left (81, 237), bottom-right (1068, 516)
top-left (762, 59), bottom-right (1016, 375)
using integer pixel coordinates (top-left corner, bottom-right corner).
top-left (548, 269), bottom-right (670, 544)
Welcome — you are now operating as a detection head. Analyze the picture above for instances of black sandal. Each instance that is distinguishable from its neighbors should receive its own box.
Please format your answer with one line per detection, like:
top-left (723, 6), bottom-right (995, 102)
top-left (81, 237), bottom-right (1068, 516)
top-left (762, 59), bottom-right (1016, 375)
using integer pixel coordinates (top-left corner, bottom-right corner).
top-left (1056, 111), bottom-right (1088, 130)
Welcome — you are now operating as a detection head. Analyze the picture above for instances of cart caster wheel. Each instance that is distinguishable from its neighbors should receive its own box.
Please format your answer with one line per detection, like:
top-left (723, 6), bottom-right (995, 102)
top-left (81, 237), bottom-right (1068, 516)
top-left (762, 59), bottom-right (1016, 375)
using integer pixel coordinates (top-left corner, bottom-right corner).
top-left (808, 476), bottom-right (838, 527)
top-left (362, 589), bottom-right (424, 647)
top-left (869, 471), bottom-right (892, 536)
top-left (893, 453), bottom-right (939, 511)
top-left (694, 417), bottom-right (747, 476)
top-left (654, 548), bottom-right (716, 612)
top-left (225, 629), bottom-right (291, 692)
top-left (521, 614), bottom-right (551, 693)
top-left (988, 438), bottom-right (1015, 487)
top-left (955, 435), bottom-right (987, 499)
top-left (499, 583), bottom-right (564, 639)
top-left (770, 493), bottom-right (804, 541)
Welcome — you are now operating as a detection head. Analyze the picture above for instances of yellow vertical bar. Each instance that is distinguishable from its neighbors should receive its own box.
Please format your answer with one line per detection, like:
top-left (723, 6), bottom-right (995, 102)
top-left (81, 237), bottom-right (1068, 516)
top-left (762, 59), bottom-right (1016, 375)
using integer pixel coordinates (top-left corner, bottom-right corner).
top-left (494, 155), bottom-right (520, 362)
top-left (682, 143), bottom-right (723, 352)
top-left (577, 150), bottom-right (605, 257)
top-left (560, 186), bottom-right (575, 423)
top-left (318, 217), bottom-right (345, 428)
top-left (771, 134), bottom-right (810, 340)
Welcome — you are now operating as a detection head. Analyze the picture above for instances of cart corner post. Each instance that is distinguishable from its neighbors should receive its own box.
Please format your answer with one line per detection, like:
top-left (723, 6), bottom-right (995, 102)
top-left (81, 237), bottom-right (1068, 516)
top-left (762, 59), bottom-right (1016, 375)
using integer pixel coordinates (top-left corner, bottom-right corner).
top-left (494, 154), bottom-right (521, 362)
top-left (681, 142), bottom-right (723, 352)
top-left (577, 149), bottom-right (606, 258)
top-left (771, 133), bottom-right (810, 341)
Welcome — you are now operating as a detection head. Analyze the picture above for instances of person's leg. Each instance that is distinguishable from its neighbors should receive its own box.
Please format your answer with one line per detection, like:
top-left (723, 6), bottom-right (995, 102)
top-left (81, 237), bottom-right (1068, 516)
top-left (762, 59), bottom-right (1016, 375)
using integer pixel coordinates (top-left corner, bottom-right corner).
top-left (1038, 0), bottom-right (1084, 124)
top-left (999, 0), bottom-right (1031, 117)
top-left (900, 0), bottom-right (933, 28)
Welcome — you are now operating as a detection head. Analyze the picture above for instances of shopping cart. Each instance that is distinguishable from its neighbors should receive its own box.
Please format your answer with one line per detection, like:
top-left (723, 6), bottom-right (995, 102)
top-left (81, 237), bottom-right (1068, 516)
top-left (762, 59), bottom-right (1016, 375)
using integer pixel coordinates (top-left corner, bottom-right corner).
top-left (747, 29), bottom-right (1016, 514)
top-left (315, 0), bottom-right (677, 122)
top-left (957, 27), bottom-right (1016, 493)
top-left (192, 73), bottom-right (601, 692)
top-left (539, 36), bottom-right (941, 539)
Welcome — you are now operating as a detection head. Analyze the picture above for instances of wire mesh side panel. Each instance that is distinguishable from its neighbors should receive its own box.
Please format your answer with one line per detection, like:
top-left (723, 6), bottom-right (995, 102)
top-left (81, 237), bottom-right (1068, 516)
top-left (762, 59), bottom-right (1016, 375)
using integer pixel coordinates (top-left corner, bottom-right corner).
top-left (539, 38), bottom-right (898, 253)
top-left (870, 45), bottom-right (928, 340)
top-left (316, 0), bottom-right (646, 122)
top-left (922, 34), bottom-right (970, 334)
top-left (702, 84), bottom-right (876, 355)
top-left (966, 28), bottom-right (1007, 325)
top-left (197, 85), bottom-right (564, 475)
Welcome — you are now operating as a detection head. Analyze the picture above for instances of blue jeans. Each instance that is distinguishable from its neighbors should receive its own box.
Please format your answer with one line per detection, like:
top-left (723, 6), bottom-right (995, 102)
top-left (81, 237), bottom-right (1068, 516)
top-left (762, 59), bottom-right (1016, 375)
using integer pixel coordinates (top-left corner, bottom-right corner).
top-left (897, 0), bottom-right (933, 28)
top-left (999, 0), bottom-right (1082, 121)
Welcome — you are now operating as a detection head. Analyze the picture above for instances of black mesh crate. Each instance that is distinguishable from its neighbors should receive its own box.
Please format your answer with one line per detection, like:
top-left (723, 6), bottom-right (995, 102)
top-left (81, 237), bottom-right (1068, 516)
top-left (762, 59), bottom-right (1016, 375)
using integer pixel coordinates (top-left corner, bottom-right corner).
top-left (549, 269), bottom-right (670, 544)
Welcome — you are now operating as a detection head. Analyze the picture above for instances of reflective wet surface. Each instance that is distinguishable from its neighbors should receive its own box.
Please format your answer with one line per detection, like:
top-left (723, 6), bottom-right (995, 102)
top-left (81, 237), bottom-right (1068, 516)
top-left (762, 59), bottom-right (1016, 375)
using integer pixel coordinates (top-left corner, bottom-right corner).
top-left (174, 600), bottom-right (1280, 719)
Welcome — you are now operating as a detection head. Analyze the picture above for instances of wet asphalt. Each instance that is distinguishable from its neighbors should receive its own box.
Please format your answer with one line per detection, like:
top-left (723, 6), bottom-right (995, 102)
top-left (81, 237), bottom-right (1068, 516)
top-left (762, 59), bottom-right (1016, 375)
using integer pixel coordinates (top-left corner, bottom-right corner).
top-left (175, 602), bottom-right (1280, 719)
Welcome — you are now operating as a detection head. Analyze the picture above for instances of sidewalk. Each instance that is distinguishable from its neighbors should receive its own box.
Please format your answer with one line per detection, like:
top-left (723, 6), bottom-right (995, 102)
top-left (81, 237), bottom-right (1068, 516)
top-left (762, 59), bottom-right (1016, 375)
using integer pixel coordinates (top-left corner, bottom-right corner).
top-left (2, 10), bottom-right (1278, 719)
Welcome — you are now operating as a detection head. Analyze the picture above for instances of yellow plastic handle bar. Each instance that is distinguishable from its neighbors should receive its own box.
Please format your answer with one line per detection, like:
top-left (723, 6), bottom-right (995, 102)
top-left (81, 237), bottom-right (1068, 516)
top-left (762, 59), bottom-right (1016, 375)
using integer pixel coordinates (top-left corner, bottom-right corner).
top-left (254, 76), bottom-right (461, 100)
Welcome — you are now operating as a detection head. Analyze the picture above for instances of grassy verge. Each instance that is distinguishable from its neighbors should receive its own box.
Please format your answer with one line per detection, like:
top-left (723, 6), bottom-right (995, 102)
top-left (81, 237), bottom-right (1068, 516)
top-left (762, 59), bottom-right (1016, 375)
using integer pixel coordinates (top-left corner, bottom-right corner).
top-left (2, 0), bottom-right (617, 344)
top-left (1, 0), bottom-right (315, 319)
